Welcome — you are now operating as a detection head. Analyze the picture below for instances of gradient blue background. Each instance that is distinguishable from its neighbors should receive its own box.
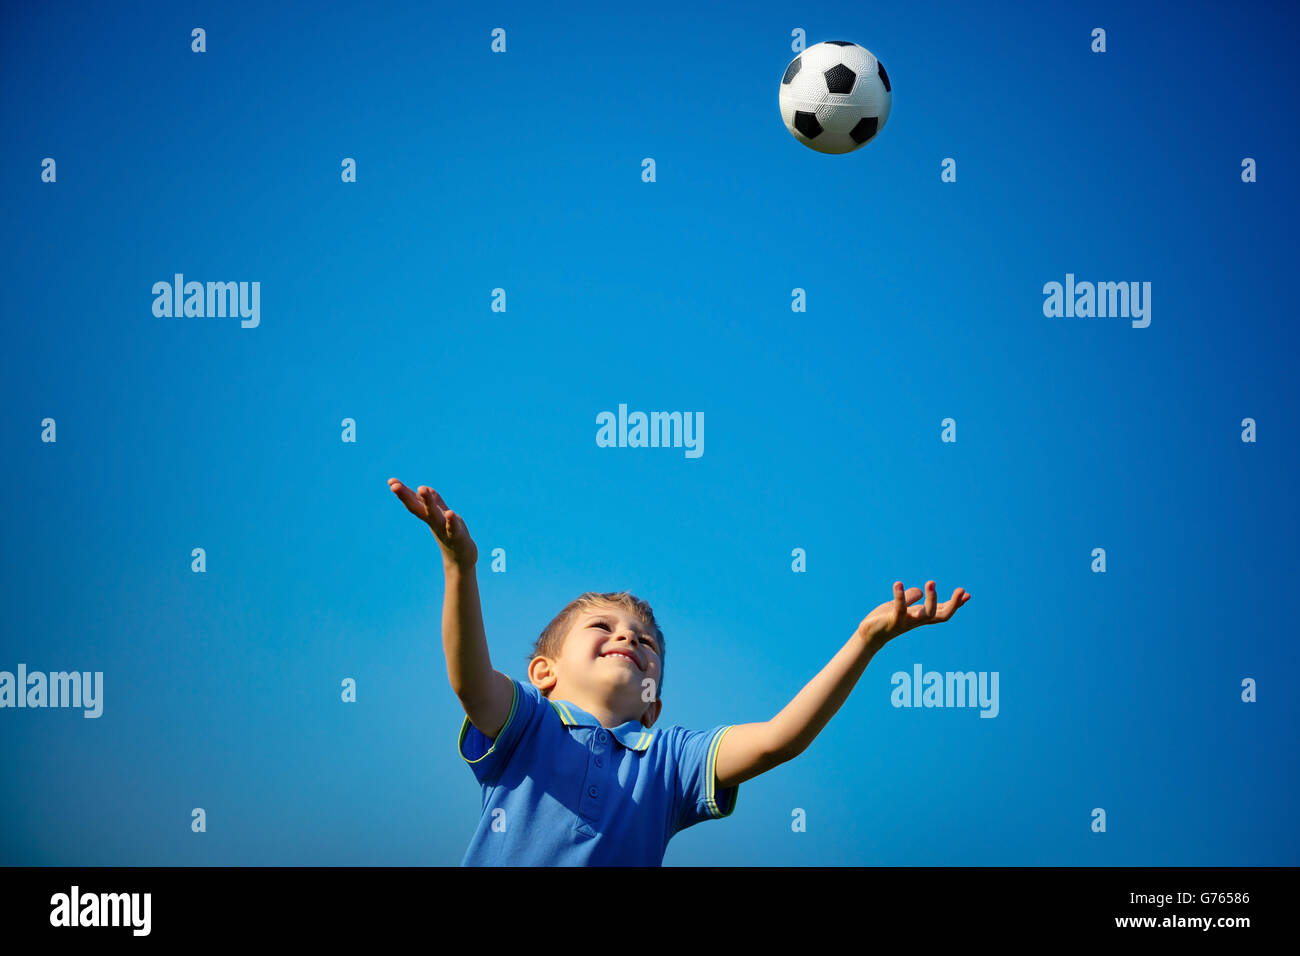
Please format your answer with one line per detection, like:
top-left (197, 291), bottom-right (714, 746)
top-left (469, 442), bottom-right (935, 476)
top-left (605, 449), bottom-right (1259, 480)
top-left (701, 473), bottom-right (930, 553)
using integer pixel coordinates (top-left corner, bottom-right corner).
top-left (2, 0), bottom-right (1297, 866)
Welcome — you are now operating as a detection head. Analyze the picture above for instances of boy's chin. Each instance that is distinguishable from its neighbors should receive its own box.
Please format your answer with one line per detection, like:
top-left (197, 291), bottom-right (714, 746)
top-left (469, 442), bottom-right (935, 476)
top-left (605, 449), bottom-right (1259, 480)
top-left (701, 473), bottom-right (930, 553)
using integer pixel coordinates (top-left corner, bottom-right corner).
top-left (593, 671), bottom-right (641, 696)
top-left (596, 673), bottom-right (637, 692)
top-left (595, 663), bottom-right (638, 681)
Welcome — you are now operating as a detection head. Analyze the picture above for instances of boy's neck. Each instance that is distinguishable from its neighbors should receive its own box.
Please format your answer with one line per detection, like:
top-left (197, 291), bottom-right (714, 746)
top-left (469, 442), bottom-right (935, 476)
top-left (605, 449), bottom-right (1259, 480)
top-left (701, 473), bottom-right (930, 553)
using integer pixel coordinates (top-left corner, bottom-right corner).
top-left (553, 692), bottom-right (637, 730)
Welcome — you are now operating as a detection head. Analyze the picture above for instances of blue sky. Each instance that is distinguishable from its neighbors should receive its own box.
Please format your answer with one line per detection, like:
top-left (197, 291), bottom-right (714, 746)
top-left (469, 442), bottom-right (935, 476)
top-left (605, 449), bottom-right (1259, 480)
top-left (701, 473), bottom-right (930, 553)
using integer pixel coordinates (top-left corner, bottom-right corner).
top-left (1, 0), bottom-right (1297, 865)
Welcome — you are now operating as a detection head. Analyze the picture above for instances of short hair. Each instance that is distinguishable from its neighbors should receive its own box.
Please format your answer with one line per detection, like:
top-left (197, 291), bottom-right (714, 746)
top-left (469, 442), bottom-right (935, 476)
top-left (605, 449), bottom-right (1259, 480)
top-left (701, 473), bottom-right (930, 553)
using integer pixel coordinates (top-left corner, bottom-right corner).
top-left (528, 591), bottom-right (665, 699)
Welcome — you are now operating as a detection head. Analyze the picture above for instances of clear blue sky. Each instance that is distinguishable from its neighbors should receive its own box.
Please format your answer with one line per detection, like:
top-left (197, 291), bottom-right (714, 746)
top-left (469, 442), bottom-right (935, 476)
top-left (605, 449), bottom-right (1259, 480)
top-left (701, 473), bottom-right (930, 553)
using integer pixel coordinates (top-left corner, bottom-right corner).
top-left (2, 0), bottom-right (1297, 865)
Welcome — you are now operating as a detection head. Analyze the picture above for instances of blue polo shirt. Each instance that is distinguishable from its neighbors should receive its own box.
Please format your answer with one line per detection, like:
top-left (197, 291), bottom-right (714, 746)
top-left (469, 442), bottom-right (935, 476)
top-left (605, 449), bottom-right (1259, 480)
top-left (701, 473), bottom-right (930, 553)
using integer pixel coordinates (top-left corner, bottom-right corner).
top-left (457, 675), bottom-right (740, 865)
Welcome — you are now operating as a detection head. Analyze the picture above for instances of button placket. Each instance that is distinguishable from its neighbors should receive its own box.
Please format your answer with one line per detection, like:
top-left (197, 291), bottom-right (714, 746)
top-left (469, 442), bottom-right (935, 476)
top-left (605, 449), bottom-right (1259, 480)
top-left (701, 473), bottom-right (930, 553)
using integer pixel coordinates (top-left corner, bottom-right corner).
top-left (591, 729), bottom-right (609, 795)
top-left (578, 728), bottom-right (610, 821)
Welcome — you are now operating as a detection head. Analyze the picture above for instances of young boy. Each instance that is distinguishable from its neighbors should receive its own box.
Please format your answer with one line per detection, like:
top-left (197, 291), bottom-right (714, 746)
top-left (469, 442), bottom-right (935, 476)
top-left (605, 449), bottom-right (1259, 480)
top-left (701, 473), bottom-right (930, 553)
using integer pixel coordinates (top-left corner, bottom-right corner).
top-left (389, 478), bottom-right (971, 866)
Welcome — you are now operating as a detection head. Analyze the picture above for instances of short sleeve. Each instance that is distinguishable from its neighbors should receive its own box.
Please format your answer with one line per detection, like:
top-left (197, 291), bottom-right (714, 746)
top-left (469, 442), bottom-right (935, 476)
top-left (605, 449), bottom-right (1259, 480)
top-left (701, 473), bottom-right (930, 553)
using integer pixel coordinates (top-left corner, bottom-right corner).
top-left (457, 676), bottom-right (539, 787)
top-left (668, 725), bottom-right (740, 835)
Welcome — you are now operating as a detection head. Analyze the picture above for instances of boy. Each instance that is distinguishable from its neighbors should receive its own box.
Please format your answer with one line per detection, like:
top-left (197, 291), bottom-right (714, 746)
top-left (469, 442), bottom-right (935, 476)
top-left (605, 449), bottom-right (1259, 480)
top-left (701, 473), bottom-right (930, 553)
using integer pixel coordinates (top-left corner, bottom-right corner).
top-left (389, 478), bottom-right (971, 865)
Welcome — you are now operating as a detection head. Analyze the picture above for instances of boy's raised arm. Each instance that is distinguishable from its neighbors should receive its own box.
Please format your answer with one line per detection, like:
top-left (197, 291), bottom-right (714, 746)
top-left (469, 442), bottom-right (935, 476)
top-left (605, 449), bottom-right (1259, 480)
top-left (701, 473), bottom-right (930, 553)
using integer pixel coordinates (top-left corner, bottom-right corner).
top-left (388, 479), bottom-right (514, 739)
top-left (714, 581), bottom-right (970, 790)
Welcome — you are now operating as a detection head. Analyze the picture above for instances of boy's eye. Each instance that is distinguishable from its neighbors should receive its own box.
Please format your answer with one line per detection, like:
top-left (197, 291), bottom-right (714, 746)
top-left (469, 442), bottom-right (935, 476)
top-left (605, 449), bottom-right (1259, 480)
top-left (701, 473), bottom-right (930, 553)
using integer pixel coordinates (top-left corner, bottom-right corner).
top-left (592, 619), bottom-right (655, 650)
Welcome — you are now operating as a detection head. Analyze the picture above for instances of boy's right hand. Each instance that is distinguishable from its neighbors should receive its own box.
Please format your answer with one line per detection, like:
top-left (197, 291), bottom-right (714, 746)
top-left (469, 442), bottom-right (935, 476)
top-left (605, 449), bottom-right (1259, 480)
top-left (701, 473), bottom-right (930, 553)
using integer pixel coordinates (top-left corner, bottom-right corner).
top-left (387, 479), bottom-right (479, 570)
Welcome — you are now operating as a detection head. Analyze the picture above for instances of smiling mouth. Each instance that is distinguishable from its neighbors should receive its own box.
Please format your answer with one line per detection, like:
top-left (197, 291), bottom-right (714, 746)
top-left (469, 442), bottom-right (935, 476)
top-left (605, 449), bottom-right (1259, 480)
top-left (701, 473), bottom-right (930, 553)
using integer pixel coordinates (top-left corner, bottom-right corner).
top-left (601, 651), bottom-right (640, 668)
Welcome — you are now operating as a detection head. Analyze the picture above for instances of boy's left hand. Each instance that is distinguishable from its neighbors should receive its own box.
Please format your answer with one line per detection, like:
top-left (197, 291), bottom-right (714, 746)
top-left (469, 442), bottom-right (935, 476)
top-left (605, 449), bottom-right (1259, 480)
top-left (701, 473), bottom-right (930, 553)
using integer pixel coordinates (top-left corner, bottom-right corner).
top-left (857, 581), bottom-right (970, 648)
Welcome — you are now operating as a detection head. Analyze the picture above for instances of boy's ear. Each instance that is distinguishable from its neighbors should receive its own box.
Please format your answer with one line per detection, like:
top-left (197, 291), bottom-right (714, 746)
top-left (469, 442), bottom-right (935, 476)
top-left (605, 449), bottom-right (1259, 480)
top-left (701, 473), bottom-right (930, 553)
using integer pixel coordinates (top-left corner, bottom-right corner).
top-left (528, 655), bottom-right (558, 695)
top-left (639, 698), bottom-right (663, 729)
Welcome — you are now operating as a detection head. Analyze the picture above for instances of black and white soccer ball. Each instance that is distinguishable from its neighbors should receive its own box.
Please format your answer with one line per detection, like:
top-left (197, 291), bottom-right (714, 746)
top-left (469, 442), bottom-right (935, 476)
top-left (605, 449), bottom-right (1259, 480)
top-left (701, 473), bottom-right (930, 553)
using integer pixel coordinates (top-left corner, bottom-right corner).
top-left (778, 40), bottom-right (892, 154)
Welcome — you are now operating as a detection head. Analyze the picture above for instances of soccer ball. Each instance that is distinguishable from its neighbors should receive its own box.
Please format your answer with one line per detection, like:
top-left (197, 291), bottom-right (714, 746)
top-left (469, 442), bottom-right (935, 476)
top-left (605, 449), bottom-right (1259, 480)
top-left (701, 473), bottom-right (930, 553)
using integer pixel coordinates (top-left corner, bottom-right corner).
top-left (778, 40), bottom-right (892, 154)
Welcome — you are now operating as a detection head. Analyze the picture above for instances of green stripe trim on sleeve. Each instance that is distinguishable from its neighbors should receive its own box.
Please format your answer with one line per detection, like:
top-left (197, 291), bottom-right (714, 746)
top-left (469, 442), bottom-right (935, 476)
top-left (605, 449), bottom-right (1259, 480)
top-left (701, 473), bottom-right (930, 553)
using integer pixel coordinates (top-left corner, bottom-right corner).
top-left (705, 725), bottom-right (739, 818)
top-left (458, 679), bottom-right (519, 764)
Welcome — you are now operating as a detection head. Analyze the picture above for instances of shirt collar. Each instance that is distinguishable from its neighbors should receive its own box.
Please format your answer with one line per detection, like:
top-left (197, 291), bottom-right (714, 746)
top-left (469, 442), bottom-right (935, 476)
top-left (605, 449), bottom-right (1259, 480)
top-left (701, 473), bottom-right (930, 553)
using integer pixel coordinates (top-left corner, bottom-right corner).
top-left (548, 697), bottom-right (656, 751)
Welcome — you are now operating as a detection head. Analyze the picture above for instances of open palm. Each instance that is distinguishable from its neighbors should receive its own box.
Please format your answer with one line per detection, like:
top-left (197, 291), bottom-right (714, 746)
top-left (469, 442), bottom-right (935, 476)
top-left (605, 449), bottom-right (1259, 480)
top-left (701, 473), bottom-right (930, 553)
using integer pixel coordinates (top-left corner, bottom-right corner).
top-left (858, 580), bottom-right (970, 646)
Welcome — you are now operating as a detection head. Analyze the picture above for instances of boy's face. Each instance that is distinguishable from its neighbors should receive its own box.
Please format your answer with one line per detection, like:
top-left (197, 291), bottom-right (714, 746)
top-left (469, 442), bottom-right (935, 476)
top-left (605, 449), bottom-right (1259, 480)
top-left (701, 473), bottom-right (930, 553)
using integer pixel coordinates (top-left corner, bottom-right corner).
top-left (531, 603), bottom-right (663, 728)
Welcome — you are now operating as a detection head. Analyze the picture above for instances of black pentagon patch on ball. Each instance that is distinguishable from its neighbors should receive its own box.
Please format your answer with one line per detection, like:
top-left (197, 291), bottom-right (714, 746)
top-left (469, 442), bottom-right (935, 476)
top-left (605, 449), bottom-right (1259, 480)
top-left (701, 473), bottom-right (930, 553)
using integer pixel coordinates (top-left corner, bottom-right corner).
top-left (877, 60), bottom-right (891, 92)
top-left (826, 40), bottom-right (855, 46)
top-left (794, 111), bottom-right (824, 139)
top-left (850, 117), bottom-right (879, 144)
top-left (782, 57), bottom-right (802, 85)
top-left (824, 63), bottom-right (856, 95)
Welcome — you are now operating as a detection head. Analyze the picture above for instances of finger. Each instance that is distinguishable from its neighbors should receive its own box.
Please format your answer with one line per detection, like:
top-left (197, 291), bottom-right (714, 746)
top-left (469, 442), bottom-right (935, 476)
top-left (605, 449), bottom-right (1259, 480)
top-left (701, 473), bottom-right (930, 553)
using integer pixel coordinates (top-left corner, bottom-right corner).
top-left (421, 487), bottom-right (452, 516)
top-left (936, 588), bottom-right (969, 621)
top-left (892, 582), bottom-right (907, 619)
top-left (902, 587), bottom-right (924, 606)
top-left (388, 479), bottom-right (429, 519)
top-left (418, 488), bottom-right (451, 539)
top-left (905, 583), bottom-right (936, 622)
